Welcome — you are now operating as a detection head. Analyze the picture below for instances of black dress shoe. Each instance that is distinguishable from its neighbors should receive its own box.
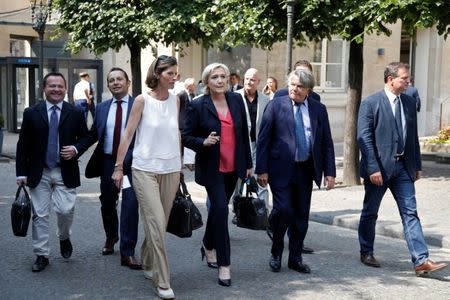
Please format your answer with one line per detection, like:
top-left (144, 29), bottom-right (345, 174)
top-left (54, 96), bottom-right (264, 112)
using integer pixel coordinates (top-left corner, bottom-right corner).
top-left (269, 255), bottom-right (281, 272)
top-left (121, 256), bottom-right (143, 270)
top-left (102, 237), bottom-right (119, 255)
top-left (60, 238), bottom-right (73, 259)
top-left (32, 255), bottom-right (49, 272)
top-left (360, 253), bottom-right (380, 268)
top-left (288, 260), bottom-right (311, 273)
top-left (302, 246), bottom-right (314, 254)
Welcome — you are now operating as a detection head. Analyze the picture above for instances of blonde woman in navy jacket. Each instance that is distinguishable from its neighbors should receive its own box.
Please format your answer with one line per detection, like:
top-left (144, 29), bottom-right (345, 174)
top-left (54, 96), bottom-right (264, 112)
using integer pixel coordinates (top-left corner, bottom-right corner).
top-left (182, 63), bottom-right (252, 287)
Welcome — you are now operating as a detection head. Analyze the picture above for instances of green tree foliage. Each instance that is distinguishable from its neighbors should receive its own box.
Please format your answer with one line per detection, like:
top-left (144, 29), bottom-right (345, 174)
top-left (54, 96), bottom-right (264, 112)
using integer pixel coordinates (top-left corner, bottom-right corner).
top-left (199, 0), bottom-right (450, 185)
top-left (53, 0), bottom-right (219, 95)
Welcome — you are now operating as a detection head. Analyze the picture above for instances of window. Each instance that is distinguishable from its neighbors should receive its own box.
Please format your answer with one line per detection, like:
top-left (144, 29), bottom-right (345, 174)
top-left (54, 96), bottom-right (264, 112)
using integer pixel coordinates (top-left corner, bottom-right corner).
top-left (309, 38), bottom-right (347, 90)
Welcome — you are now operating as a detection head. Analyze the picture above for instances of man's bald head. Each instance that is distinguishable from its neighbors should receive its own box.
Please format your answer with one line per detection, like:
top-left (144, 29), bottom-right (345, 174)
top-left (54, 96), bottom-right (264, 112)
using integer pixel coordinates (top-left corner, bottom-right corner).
top-left (244, 68), bottom-right (260, 95)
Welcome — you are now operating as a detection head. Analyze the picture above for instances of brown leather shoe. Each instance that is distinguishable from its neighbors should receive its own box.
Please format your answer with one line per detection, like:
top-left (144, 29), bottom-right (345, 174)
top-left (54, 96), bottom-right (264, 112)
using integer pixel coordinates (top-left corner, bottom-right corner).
top-left (121, 256), bottom-right (143, 270)
top-left (360, 253), bottom-right (380, 267)
top-left (415, 259), bottom-right (447, 276)
top-left (102, 237), bottom-right (119, 255)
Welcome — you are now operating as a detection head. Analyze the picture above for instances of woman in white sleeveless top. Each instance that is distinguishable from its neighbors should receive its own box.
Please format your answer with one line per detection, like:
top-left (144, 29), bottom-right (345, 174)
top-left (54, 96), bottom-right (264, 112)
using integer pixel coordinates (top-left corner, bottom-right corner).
top-left (112, 55), bottom-right (180, 299)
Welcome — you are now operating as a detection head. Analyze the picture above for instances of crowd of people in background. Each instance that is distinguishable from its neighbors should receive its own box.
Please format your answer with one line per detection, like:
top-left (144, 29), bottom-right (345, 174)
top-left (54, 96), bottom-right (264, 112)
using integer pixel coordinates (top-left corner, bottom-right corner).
top-left (15, 58), bottom-right (447, 299)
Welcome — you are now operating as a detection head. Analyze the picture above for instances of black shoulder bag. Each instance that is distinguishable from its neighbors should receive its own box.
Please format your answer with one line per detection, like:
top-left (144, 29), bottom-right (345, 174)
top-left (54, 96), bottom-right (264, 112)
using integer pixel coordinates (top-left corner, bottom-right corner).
top-left (167, 176), bottom-right (203, 238)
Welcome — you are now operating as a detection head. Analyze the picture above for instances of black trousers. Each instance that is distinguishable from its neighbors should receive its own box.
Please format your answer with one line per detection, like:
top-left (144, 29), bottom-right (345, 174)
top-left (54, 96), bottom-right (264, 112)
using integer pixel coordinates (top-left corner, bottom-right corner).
top-left (270, 159), bottom-right (313, 263)
top-left (100, 155), bottom-right (120, 239)
top-left (204, 172), bottom-right (238, 266)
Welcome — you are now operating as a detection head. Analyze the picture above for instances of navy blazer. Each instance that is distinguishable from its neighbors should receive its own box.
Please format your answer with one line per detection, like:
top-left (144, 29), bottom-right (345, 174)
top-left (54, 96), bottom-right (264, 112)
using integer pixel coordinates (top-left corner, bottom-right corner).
top-left (255, 96), bottom-right (335, 188)
top-left (357, 91), bottom-right (421, 181)
top-left (16, 101), bottom-right (88, 188)
top-left (273, 88), bottom-right (321, 102)
top-left (182, 92), bottom-right (252, 187)
top-left (76, 97), bottom-right (135, 177)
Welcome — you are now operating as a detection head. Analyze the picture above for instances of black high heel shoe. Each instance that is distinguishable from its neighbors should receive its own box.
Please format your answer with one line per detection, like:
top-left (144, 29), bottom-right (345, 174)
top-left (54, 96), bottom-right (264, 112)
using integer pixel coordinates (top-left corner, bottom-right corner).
top-left (200, 247), bottom-right (218, 269)
top-left (218, 267), bottom-right (231, 287)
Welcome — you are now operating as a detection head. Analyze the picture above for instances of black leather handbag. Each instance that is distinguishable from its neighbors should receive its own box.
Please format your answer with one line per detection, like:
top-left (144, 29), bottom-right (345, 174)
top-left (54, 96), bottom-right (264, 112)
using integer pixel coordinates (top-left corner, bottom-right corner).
top-left (167, 177), bottom-right (203, 238)
top-left (233, 178), bottom-right (269, 231)
top-left (11, 185), bottom-right (32, 237)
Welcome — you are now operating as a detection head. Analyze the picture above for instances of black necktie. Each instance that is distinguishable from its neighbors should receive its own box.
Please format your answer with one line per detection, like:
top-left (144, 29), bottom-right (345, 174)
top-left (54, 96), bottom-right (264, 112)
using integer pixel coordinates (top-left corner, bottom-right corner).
top-left (46, 105), bottom-right (59, 168)
top-left (394, 97), bottom-right (404, 154)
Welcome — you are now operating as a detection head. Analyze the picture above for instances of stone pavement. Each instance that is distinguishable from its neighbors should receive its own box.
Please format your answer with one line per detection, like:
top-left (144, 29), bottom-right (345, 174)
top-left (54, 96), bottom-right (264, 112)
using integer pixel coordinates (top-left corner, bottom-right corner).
top-left (2, 131), bottom-right (449, 250)
top-left (1, 131), bottom-right (450, 299)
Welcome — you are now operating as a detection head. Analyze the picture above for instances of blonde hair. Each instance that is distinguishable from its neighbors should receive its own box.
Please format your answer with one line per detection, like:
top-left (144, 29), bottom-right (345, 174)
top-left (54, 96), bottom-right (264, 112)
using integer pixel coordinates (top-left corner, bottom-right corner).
top-left (201, 63), bottom-right (230, 95)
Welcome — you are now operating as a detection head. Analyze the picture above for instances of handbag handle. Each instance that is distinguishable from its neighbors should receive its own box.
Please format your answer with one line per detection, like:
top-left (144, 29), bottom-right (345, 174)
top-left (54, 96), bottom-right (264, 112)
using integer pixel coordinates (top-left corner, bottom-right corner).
top-left (15, 185), bottom-right (30, 203)
top-left (179, 176), bottom-right (190, 197)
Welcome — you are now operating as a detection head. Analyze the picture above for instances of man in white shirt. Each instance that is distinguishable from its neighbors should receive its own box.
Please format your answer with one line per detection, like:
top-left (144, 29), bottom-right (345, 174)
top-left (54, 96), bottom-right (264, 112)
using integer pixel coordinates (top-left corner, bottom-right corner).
top-left (73, 72), bottom-right (92, 122)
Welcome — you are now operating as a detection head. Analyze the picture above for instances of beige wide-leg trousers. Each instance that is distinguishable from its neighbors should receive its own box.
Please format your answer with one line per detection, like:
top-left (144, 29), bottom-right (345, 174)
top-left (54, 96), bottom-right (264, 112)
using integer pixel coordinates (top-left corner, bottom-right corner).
top-left (132, 168), bottom-right (180, 289)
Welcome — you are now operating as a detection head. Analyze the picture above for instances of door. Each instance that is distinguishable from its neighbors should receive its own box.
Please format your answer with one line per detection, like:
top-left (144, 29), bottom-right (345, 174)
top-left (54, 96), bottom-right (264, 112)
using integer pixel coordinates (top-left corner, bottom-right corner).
top-left (13, 65), bottom-right (38, 131)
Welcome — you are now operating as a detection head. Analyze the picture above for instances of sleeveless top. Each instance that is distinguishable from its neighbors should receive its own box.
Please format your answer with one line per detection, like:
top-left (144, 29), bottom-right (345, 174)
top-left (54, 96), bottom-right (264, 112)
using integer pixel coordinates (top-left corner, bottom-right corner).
top-left (132, 92), bottom-right (181, 174)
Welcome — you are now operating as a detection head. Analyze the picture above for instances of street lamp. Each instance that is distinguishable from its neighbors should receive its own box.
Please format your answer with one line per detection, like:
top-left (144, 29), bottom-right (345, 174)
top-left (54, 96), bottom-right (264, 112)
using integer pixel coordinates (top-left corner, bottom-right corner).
top-left (30, 0), bottom-right (52, 100)
top-left (285, 0), bottom-right (295, 74)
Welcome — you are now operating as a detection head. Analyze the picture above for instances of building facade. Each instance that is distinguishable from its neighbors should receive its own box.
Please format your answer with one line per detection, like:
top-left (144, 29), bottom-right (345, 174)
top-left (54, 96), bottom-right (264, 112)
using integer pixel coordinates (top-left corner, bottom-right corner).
top-left (1, 2), bottom-right (448, 140)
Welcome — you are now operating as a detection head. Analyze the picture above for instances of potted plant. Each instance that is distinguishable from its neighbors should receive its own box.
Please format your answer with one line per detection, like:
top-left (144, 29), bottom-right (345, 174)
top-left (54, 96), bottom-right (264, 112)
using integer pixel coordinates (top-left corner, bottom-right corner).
top-left (0, 113), bottom-right (4, 155)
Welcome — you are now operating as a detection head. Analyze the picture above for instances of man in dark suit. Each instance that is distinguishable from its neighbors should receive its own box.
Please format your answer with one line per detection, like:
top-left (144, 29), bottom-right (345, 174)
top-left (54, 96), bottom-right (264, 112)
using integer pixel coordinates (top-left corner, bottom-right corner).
top-left (271, 60), bottom-right (320, 255)
top-left (256, 69), bottom-right (336, 274)
top-left (273, 60), bottom-right (321, 103)
top-left (16, 72), bottom-right (88, 272)
top-left (75, 68), bottom-right (141, 269)
top-left (177, 77), bottom-right (196, 131)
top-left (404, 77), bottom-right (421, 112)
top-left (357, 62), bottom-right (447, 276)
top-left (229, 72), bottom-right (243, 92)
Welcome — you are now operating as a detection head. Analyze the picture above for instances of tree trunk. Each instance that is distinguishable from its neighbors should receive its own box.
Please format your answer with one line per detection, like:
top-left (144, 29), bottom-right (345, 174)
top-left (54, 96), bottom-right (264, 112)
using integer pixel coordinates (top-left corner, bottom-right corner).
top-left (128, 41), bottom-right (142, 96)
top-left (342, 23), bottom-right (364, 186)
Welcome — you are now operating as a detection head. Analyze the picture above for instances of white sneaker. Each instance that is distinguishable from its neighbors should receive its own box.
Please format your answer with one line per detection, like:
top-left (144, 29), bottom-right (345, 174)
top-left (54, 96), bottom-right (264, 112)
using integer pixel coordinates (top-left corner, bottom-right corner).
top-left (156, 287), bottom-right (175, 299)
top-left (143, 270), bottom-right (153, 279)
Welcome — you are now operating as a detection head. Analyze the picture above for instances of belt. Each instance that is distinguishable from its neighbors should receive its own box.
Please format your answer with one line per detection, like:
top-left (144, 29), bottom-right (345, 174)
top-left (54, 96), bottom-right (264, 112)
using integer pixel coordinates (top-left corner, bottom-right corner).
top-left (394, 154), bottom-right (405, 161)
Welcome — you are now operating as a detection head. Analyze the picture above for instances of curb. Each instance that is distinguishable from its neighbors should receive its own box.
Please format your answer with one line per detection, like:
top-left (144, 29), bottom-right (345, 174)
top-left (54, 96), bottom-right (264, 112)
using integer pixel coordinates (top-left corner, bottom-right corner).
top-left (309, 212), bottom-right (450, 250)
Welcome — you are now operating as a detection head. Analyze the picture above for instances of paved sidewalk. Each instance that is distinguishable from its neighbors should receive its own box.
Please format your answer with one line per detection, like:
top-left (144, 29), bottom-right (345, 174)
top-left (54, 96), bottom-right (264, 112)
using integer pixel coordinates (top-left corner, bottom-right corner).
top-left (2, 131), bottom-right (449, 250)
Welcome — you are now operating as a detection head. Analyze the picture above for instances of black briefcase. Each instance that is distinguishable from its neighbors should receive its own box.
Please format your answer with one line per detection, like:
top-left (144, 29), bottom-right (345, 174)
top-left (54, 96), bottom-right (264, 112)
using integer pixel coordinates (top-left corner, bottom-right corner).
top-left (167, 177), bottom-right (203, 238)
top-left (11, 185), bottom-right (32, 237)
top-left (233, 178), bottom-right (269, 231)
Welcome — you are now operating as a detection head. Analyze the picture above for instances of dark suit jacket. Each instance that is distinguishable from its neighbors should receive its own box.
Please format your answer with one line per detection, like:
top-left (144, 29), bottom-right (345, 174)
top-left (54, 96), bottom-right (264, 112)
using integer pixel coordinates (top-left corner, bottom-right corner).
top-left (182, 92), bottom-right (252, 187)
top-left (255, 96), bottom-right (335, 188)
top-left (16, 101), bottom-right (88, 188)
top-left (273, 88), bottom-right (321, 102)
top-left (405, 86), bottom-right (421, 112)
top-left (177, 90), bottom-right (189, 130)
top-left (76, 97), bottom-right (135, 177)
top-left (357, 91), bottom-right (421, 181)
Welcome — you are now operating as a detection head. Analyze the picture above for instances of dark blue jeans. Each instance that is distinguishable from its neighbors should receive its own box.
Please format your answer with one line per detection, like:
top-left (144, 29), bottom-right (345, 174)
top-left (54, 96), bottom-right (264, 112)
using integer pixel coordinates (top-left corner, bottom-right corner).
top-left (358, 160), bottom-right (429, 266)
top-left (75, 99), bottom-right (88, 121)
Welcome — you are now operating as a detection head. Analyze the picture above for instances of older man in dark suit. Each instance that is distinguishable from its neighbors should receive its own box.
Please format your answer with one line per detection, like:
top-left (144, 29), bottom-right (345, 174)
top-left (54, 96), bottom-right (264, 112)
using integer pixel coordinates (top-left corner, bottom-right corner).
top-left (256, 69), bottom-right (336, 274)
top-left (75, 67), bottom-right (141, 269)
top-left (357, 62), bottom-right (447, 276)
top-left (16, 72), bottom-right (88, 272)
